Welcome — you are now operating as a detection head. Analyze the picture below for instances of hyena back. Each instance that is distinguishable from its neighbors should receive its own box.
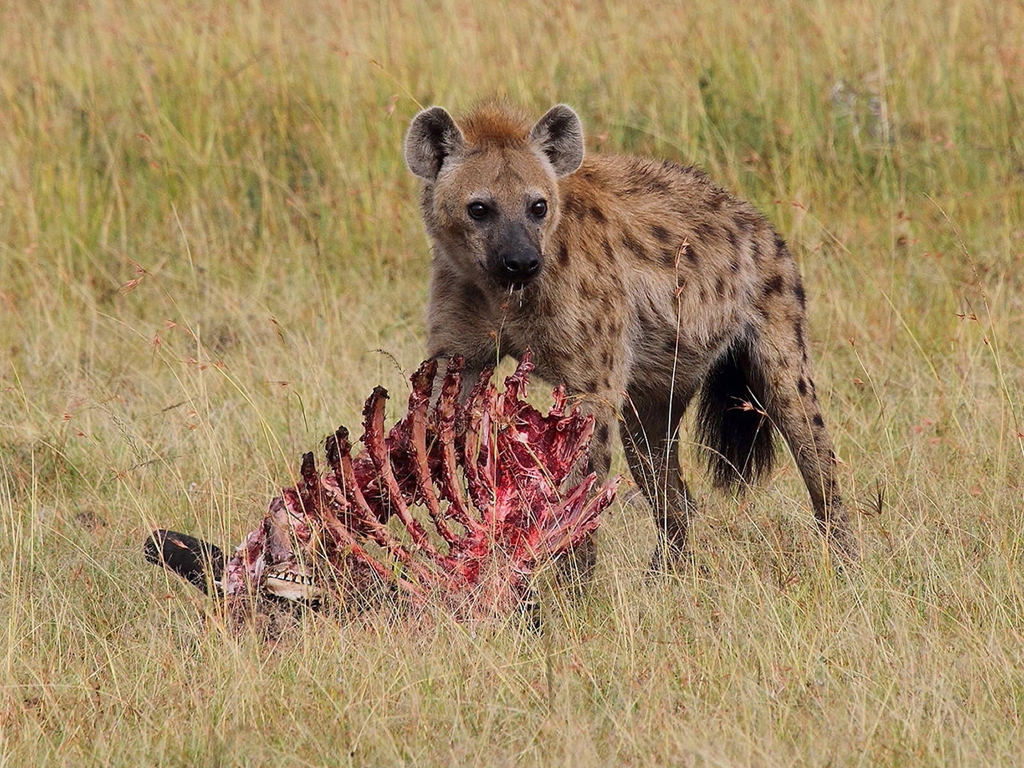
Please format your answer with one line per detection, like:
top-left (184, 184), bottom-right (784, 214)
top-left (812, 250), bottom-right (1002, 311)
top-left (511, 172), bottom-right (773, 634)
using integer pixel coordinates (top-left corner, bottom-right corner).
top-left (404, 102), bottom-right (857, 567)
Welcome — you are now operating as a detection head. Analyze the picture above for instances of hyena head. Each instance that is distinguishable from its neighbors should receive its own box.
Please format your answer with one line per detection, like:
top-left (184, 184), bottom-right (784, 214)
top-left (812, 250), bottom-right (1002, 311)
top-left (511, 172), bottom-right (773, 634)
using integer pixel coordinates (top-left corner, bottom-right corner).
top-left (404, 102), bottom-right (584, 290)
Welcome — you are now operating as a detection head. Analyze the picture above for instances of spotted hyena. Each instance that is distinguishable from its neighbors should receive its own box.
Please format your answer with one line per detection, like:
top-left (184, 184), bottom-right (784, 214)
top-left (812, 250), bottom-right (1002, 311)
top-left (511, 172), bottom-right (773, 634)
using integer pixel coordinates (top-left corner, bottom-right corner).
top-left (403, 101), bottom-right (857, 570)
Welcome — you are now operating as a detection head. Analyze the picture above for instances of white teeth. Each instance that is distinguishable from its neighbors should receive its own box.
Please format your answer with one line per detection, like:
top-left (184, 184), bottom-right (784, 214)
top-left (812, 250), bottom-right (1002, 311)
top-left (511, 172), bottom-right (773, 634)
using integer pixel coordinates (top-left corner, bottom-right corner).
top-left (262, 566), bottom-right (323, 602)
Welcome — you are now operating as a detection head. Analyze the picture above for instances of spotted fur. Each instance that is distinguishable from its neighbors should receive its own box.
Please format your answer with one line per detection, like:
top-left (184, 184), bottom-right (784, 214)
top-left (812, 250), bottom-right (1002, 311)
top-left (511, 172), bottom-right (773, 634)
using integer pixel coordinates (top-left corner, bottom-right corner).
top-left (404, 101), bottom-right (857, 569)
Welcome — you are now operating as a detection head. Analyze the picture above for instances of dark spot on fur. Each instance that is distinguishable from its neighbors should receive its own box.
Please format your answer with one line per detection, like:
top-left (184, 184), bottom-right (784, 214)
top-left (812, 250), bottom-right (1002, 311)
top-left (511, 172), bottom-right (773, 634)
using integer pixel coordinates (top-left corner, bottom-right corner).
top-left (812, 413), bottom-right (825, 428)
top-left (686, 243), bottom-right (699, 264)
top-left (762, 274), bottom-right (784, 298)
top-left (588, 205), bottom-right (607, 224)
top-left (558, 242), bottom-right (570, 265)
top-left (584, 379), bottom-right (599, 393)
top-left (651, 178), bottom-right (671, 195)
top-left (627, 161), bottom-right (673, 195)
top-left (794, 321), bottom-right (805, 349)
top-left (797, 378), bottom-right (808, 396)
top-left (651, 224), bottom-right (672, 243)
top-left (775, 234), bottom-right (790, 260)
top-left (563, 195), bottom-right (585, 219)
top-left (597, 424), bottom-right (609, 444)
top-left (794, 282), bottom-right (806, 308)
top-left (730, 255), bottom-right (741, 273)
top-left (601, 350), bottom-right (612, 366)
top-left (695, 221), bottom-right (715, 241)
top-left (621, 232), bottom-right (647, 260)
top-left (602, 238), bottom-right (614, 261)
top-left (725, 227), bottom-right (738, 249)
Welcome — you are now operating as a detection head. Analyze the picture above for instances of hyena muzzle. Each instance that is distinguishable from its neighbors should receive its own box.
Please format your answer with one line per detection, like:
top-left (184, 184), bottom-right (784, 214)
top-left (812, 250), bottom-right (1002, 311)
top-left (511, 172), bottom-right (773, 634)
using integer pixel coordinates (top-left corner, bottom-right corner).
top-left (403, 101), bottom-right (858, 571)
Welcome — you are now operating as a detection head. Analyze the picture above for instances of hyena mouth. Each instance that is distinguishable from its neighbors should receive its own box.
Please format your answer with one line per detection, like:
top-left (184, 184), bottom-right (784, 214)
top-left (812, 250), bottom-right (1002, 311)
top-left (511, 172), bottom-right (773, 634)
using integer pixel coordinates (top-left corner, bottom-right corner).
top-left (501, 278), bottom-right (532, 291)
top-left (493, 250), bottom-right (542, 289)
top-left (494, 265), bottom-right (541, 291)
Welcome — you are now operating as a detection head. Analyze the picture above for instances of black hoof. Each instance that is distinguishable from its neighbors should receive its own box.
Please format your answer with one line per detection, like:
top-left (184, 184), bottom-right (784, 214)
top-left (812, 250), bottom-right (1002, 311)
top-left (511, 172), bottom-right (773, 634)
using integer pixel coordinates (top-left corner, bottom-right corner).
top-left (144, 529), bottom-right (225, 594)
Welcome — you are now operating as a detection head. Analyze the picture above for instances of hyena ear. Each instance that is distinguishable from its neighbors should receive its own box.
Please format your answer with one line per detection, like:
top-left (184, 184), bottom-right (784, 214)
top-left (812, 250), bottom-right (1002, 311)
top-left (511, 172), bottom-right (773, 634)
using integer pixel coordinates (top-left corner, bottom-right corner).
top-left (529, 104), bottom-right (584, 177)
top-left (404, 106), bottom-right (465, 181)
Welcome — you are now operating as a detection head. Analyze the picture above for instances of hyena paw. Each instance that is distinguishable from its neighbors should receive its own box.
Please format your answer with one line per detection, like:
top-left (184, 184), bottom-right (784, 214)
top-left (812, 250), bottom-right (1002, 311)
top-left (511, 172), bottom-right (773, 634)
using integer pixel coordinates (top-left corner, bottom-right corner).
top-left (647, 542), bottom-right (692, 576)
top-left (553, 534), bottom-right (598, 596)
top-left (828, 526), bottom-right (860, 568)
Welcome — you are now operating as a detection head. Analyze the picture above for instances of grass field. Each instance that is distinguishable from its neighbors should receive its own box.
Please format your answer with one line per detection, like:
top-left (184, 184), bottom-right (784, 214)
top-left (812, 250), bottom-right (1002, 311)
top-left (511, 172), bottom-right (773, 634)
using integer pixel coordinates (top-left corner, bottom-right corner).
top-left (2, 0), bottom-right (1023, 764)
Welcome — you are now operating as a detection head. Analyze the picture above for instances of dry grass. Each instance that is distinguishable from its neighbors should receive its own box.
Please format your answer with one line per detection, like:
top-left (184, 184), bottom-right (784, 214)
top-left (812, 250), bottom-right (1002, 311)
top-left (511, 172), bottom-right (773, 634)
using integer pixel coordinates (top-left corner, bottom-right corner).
top-left (1, 0), bottom-right (1023, 764)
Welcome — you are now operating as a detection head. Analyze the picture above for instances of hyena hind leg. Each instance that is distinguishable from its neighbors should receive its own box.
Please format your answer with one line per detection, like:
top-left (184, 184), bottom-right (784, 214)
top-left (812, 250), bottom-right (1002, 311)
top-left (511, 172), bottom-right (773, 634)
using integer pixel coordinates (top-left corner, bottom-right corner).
top-left (755, 344), bottom-right (859, 561)
top-left (620, 389), bottom-right (697, 572)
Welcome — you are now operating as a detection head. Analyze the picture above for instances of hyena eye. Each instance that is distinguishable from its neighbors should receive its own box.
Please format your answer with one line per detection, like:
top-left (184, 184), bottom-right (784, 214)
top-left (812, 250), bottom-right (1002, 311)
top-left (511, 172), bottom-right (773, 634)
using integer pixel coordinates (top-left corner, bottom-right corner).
top-left (530, 199), bottom-right (548, 218)
top-left (467, 202), bottom-right (489, 220)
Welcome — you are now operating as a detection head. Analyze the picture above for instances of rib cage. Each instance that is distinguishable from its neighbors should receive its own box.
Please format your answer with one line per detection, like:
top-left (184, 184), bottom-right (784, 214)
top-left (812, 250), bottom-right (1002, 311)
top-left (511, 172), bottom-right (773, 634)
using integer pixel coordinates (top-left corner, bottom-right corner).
top-left (222, 353), bottom-right (618, 620)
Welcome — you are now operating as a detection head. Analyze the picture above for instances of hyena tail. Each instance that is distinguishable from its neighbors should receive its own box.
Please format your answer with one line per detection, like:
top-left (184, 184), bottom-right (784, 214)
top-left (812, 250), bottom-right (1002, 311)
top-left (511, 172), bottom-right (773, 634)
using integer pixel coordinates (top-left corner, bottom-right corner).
top-left (695, 339), bottom-right (776, 489)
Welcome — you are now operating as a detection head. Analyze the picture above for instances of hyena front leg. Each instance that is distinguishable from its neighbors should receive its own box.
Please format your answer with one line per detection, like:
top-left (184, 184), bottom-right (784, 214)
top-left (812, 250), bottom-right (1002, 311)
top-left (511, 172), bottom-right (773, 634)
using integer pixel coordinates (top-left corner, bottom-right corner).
top-left (552, 397), bottom-right (616, 586)
top-left (620, 388), bottom-right (697, 571)
top-left (546, 369), bottom-right (633, 587)
top-left (752, 323), bottom-right (858, 561)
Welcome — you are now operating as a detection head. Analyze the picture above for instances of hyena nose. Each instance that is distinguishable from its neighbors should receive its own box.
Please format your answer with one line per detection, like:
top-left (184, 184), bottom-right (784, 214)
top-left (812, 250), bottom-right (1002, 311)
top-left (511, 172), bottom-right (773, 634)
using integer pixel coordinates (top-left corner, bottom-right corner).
top-left (500, 250), bottom-right (541, 283)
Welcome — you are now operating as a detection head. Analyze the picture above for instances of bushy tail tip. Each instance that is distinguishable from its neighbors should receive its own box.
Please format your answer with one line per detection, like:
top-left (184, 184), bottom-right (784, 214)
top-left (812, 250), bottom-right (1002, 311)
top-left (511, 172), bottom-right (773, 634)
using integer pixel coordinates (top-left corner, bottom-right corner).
top-left (695, 343), bottom-right (776, 489)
